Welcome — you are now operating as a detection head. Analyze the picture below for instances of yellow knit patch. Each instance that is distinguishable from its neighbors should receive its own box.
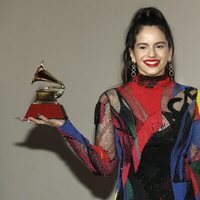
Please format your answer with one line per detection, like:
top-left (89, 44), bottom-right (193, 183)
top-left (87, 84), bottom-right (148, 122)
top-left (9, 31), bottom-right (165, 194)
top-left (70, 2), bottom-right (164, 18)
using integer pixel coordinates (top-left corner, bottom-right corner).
top-left (197, 90), bottom-right (200, 114)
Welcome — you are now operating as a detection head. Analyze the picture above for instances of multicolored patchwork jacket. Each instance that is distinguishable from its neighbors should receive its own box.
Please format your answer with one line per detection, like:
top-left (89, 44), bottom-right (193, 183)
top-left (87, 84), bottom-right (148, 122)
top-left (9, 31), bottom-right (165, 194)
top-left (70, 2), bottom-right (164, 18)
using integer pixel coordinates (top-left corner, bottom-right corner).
top-left (58, 74), bottom-right (200, 200)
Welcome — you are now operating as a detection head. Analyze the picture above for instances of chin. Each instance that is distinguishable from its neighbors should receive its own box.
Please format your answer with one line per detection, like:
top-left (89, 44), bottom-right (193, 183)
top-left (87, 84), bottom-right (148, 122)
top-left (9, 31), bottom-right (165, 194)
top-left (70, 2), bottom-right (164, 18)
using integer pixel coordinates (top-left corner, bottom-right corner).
top-left (141, 72), bottom-right (162, 77)
top-left (145, 70), bottom-right (165, 77)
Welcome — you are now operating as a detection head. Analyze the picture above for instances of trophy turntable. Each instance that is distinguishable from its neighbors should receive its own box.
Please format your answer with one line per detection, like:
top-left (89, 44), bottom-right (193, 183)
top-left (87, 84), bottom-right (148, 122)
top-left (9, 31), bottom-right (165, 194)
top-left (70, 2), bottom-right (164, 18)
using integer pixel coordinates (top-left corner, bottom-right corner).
top-left (24, 62), bottom-right (67, 119)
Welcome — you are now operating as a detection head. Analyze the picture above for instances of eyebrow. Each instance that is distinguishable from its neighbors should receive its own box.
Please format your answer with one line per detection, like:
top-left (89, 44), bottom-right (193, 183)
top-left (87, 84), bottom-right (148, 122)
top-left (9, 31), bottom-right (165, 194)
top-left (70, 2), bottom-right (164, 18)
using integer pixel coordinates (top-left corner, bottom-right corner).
top-left (136, 41), bottom-right (167, 46)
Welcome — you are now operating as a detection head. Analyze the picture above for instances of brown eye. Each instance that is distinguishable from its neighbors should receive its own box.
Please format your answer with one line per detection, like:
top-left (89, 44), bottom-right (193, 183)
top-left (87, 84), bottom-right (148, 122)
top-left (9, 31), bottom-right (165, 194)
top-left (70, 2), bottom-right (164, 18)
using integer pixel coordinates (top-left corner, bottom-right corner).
top-left (157, 45), bottom-right (164, 49)
top-left (138, 45), bottom-right (147, 50)
top-left (155, 43), bottom-right (166, 49)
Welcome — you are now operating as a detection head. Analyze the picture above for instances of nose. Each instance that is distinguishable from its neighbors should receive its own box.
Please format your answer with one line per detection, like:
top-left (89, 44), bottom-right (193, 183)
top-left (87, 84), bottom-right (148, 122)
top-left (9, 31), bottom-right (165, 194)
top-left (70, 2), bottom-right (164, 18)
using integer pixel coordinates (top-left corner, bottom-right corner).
top-left (148, 47), bottom-right (156, 57)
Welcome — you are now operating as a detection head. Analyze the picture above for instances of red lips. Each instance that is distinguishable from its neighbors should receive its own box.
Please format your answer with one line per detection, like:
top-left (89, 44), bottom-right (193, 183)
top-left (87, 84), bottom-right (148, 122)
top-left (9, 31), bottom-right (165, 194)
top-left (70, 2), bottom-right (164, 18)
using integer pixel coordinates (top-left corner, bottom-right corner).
top-left (144, 59), bottom-right (160, 67)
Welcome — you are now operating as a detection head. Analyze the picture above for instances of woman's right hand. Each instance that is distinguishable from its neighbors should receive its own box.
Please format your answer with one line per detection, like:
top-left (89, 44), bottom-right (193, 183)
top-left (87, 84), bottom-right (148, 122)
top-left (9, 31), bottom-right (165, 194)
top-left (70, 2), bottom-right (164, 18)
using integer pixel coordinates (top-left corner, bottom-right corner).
top-left (27, 115), bottom-right (65, 128)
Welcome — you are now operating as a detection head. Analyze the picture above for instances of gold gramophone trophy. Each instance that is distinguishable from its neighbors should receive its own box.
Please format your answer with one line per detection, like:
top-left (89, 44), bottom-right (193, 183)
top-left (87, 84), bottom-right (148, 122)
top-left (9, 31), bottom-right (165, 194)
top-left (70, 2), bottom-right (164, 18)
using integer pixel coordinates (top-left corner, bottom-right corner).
top-left (24, 62), bottom-right (67, 119)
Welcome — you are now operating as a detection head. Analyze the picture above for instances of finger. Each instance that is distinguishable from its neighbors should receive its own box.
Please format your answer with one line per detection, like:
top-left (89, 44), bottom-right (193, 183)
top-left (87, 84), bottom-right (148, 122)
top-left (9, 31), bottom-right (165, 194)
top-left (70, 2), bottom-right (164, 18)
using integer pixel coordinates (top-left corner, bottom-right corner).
top-left (31, 116), bottom-right (56, 127)
top-left (48, 119), bottom-right (65, 127)
top-left (28, 117), bottom-right (46, 125)
top-left (28, 116), bottom-right (63, 127)
top-left (15, 116), bottom-right (27, 122)
top-left (38, 115), bottom-right (55, 126)
top-left (38, 114), bottom-right (48, 122)
top-left (15, 116), bottom-right (36, 124)
top-left (27, 119), bottom-right (36, 124)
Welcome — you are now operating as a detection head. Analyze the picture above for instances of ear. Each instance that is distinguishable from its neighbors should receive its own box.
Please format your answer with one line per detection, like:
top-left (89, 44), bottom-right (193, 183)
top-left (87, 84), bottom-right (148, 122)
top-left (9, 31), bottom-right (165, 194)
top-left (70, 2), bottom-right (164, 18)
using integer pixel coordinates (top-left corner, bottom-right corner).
top-left (129, 48), bottom-right (136, 63)
top-left (168, 48), bottom-right (173, 62)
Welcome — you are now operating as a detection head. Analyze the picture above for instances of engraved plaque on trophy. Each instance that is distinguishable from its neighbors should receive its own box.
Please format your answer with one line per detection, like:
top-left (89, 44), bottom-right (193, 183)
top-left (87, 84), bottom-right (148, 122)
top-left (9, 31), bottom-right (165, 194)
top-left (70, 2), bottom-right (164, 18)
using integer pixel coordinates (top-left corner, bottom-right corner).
top-left (24, 62), bottom-right (67, 119)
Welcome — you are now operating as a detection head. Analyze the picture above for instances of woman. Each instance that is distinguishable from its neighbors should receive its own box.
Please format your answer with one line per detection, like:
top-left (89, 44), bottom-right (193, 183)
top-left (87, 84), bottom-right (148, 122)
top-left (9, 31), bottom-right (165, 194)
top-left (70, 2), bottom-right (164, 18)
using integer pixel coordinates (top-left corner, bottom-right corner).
top-left (28, 7), bottom-right (200, 200)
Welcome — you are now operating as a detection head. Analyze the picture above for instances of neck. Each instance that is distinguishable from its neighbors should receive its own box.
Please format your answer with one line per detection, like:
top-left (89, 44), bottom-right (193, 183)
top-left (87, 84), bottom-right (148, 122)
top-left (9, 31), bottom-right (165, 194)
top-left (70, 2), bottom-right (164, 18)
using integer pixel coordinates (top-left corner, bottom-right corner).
top-left (133, 73), bottom-right (169, 88)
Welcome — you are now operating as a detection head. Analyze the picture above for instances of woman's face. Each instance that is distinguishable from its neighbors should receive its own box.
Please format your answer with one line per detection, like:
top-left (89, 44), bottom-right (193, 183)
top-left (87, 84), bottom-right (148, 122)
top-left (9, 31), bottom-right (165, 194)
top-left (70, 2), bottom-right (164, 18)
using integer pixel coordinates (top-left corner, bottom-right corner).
top-left (129, 25), bottom-right (172, 76)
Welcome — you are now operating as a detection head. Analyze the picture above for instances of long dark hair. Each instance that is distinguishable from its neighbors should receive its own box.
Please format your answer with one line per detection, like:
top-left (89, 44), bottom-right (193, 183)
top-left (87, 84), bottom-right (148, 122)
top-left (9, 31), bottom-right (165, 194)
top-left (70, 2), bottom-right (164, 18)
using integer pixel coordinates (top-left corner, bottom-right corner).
top-left (121, 7), bottom-right (174, 83)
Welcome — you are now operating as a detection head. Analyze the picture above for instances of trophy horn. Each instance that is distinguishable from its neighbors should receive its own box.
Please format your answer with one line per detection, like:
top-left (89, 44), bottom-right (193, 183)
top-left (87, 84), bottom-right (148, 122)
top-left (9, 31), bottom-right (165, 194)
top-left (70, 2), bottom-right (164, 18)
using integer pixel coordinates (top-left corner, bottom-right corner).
top-left (32, 62), bottom-right (64, 86)
top-left (32, 61), bottom-right (65, 99)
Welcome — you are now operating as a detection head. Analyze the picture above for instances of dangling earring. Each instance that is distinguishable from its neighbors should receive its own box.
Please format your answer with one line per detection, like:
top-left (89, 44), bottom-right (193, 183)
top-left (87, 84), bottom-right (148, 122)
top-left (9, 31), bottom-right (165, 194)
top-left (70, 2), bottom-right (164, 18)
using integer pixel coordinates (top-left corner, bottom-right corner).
top-left (131, 63), bottom-right (137, 78)
top-left (168, 62), bottom-right (174, 80)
